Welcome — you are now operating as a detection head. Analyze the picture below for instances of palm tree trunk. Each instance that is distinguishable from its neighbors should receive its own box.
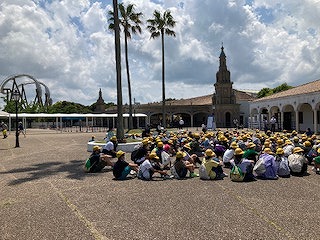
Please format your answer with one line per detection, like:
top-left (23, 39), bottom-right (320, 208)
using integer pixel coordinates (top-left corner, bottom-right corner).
top-left (113, 0), bottom-right (124, 140)
top-left (124, 34), bottom-right (133, 130)
top-left (161, 31), bottom-right (166, 128)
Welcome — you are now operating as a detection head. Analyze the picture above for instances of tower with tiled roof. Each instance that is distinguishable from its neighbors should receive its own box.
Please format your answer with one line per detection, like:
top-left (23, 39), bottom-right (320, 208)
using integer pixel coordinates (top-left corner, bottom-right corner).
top-left (94, 88), bottom-right (106, 113)
top-left (213, 45), bottom-right (240, 128)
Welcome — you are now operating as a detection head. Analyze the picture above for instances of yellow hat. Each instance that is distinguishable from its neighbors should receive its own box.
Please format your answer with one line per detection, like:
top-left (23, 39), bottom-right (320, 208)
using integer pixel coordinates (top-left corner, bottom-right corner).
top-left (205, 149), bottom-right (216, 157)
top-left (304, 141), bottom-right (311, 147)
top-left (285, 140), bottom-right (292, 145)
top-left (276, 148), bottom-right (284, 155)
top-left (234, 148), bottom-right (244, 156)
top-left (230, 141), bottom-right (238, 149)
top-left (194, 133), bottom-right (200, 139)
top-left (157, 141), bottom-right (164, 148)
top-left (142, 139), bottom-right (149, 145)
top-left (149, 152), bottom-right (159, 160)
top-left (116, 150), bottom-right (125, 158)
top-left (247, 142), bottom-right (256, 149)
top-left (110, 136), bottom-right (117, 141)
top-left (176, 151), bottom-right (186, 159)
top-left (263, 148), bottom-right (274, 155)
top-left (277, 139), bottom-right (283, 145)
top-left (183, 144), bottom-right (191, 150)
top-left (293, 147), bottom-right (304, 154)
top-left (317, 148), bottom-right (320, 154)
top-left (93, 146), bottom-right (101, 152)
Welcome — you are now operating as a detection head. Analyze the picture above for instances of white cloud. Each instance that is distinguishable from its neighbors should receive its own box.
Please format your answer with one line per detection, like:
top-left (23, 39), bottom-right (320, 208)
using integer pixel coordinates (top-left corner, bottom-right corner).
top-left (0, 0), bottom-right (320, 109)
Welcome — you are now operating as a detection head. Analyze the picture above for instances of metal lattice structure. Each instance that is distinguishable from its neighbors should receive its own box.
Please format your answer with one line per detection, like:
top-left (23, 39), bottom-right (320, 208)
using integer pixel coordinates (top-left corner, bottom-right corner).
top-left (0, 74), bottom-right (52, 109)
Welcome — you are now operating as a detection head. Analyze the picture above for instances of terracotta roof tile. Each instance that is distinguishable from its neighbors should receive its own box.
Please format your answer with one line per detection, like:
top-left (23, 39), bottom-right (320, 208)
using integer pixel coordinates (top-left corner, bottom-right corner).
top-left (253, 79), bottom-right (320, 102)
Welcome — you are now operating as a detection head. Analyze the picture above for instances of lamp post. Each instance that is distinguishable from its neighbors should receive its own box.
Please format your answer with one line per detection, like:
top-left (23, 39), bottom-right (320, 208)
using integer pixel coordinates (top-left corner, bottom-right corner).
top-left (12, 90), bottom-right (20, 148)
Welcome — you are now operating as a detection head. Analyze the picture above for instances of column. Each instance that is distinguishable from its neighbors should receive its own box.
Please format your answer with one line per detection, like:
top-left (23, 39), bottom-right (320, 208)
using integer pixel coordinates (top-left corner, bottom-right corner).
top-left (314, 109), bottom-right (317, 134)
top-left (280, 111), bottom-right (284, 131)
top-left (190, 114), bottom-right (194, 128)
top-left (295, 110), bottom-right (299, 132)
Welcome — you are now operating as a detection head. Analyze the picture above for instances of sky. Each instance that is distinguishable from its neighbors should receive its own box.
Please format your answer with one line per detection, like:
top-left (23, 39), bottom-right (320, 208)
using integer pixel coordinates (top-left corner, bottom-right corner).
top-left (0, 0), bottom-right (320, 108)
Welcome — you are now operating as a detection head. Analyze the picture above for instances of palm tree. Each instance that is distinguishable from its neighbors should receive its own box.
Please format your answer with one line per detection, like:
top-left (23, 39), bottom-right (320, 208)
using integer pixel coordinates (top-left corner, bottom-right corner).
top-left (147, 10), bottom-right (176, 128)
top-left (112, 0), bottom-right (124, 141)
top-left (109, 3), bottom-right (143, 131)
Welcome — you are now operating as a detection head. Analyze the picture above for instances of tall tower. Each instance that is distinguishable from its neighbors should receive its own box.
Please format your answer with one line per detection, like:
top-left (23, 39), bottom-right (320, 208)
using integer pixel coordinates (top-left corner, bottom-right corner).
top-left (94, 88), bottom-right (106, 113)
top-left (213, 45), bottom-right (240, 128)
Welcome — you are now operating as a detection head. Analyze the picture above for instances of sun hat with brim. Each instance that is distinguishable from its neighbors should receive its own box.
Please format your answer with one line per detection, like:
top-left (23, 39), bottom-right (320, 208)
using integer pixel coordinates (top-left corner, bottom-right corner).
top-left (293, 147), bottom-right (304, 154)
top-left (276, 148), bottom-right (284, 155)
top-left (93, 146), bottom-right (101, 152)
top-left (142, 139), bottom-right (149, 145)
top-left (116, 150), bottom-right (125, 158)
top-left (149, 152), bottom-right (159, 160)
top-left (230, 142), bottom-right (238, 149)
top-left (263, 148), bottom-right (274, 155)
top-left (234, 148), bottom-right (244, 156)
top-left (110, 136), bottom-right (117, 141)
top-left (176, 151), bottom-right (187, 159)
top-left (304, 141), bottom-right (311, 147)
top-left (205, 149), bottom-right (216, 157)
top-left (247, 142), bottom-right (256, 149)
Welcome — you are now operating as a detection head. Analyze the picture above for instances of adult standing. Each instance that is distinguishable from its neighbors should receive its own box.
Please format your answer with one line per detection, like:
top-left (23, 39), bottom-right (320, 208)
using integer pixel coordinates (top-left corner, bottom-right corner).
top-left (270, 116), bottom-right (277, 133)
top-left (178, 118), bottom-right (184, 130)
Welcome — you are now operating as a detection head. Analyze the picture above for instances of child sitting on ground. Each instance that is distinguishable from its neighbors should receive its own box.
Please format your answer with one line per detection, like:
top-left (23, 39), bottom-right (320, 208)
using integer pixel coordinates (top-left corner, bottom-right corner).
top-left (113, 150), bottom-right (139, 180)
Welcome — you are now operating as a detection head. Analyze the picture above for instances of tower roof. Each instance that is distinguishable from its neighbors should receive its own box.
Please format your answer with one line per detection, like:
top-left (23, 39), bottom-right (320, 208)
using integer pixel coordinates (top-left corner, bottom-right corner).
top-left (220, 46), bottom-right (226, 58)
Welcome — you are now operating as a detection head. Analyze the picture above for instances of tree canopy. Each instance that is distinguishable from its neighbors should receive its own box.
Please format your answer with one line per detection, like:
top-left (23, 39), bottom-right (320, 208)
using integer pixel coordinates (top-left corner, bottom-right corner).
top-left (257, 83), bottom-right (293, 98)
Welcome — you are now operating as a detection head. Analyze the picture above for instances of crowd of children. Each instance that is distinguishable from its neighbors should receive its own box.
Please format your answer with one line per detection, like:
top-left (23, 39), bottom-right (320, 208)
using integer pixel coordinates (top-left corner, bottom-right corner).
top-left (85, 128), bottom-right (320, 181)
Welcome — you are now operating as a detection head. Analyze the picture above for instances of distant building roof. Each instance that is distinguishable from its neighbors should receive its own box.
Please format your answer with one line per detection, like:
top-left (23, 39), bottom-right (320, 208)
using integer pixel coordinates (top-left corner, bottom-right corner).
top-left (141, 89), bottom-right (255, 107)
top-left (253, 79), bottom-right (320, 102)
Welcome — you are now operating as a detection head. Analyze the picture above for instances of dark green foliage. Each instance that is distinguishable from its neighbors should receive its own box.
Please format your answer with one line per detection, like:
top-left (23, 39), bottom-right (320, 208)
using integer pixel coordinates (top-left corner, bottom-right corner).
top-left (273, 83), bottom-right (293, 94)
top-left (257, 88), bottom-right (273, 98)
top-left (257, 83), bottom-right (293, 98)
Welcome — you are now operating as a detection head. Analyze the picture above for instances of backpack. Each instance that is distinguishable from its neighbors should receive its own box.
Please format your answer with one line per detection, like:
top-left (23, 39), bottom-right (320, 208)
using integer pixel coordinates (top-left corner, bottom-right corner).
top-left (253, 158), bottom-right (266, 176)
top-left (84, 158), bottom-right (92, 172)
top-left (230, 165), bottom-right (244, 182)
top-left (278, 158), bottom-right (290, 176)
top-left (199, 164), bottom-right (210, 180)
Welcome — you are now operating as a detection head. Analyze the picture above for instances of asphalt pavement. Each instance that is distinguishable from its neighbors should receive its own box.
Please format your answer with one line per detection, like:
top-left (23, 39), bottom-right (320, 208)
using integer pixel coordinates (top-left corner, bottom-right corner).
top-left (1, 129), bottom-right (320, 240)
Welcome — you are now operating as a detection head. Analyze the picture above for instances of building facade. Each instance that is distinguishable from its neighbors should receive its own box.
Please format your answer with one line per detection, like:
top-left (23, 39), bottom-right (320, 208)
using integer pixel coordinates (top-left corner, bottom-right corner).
top-left (213, 46), bottom-right (240, 128)
top-left (249, 79), bottom-right (320, 133)
top-left (104, 47), bottom-right (255, 129)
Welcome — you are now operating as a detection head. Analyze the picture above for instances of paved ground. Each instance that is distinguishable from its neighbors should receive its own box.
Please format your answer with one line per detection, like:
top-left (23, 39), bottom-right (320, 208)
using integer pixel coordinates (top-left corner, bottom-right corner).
top-left (1, 129), bottom-right (320, 240)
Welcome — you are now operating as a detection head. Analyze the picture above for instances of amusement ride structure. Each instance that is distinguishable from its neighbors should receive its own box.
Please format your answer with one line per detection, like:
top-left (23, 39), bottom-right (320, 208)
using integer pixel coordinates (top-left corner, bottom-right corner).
top-left (0, 74), bottom-right (52, 109)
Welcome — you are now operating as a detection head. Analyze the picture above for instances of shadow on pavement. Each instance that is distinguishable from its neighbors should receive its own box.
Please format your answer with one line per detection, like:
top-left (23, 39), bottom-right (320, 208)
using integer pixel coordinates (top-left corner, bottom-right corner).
top-left (2, 160), bottom-right (98, 185)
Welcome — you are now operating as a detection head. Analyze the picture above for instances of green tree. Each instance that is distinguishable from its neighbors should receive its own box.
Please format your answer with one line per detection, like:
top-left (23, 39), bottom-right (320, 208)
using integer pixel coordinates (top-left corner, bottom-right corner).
top-left (273, 83), bottom-right (293, 94)
top-left (47, 101), bottom-right (91, 113)
top-left (109, 3), bottom-right (143, 130)
top-left (257, 88), bottom-right (273, 98)
top-left (257, 83), bottom-right (293, 98)
top-left (147, 9), bottom-right (176, 128)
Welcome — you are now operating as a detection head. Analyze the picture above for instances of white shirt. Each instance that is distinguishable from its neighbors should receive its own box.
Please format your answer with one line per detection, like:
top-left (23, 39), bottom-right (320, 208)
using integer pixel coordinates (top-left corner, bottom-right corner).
top-left (139, 160), bottom-right (153, 180)
top-left (230, 159), bottom-right (253, 173)
top-left (103, 141), bottom-right (114, 151)
top-left (223, 149), bottom-right (235, 163)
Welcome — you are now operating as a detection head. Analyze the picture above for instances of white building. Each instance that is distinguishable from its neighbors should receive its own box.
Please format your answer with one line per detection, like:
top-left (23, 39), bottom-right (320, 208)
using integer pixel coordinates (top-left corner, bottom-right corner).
top-left (250, 79), bottom-right (320, 133)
